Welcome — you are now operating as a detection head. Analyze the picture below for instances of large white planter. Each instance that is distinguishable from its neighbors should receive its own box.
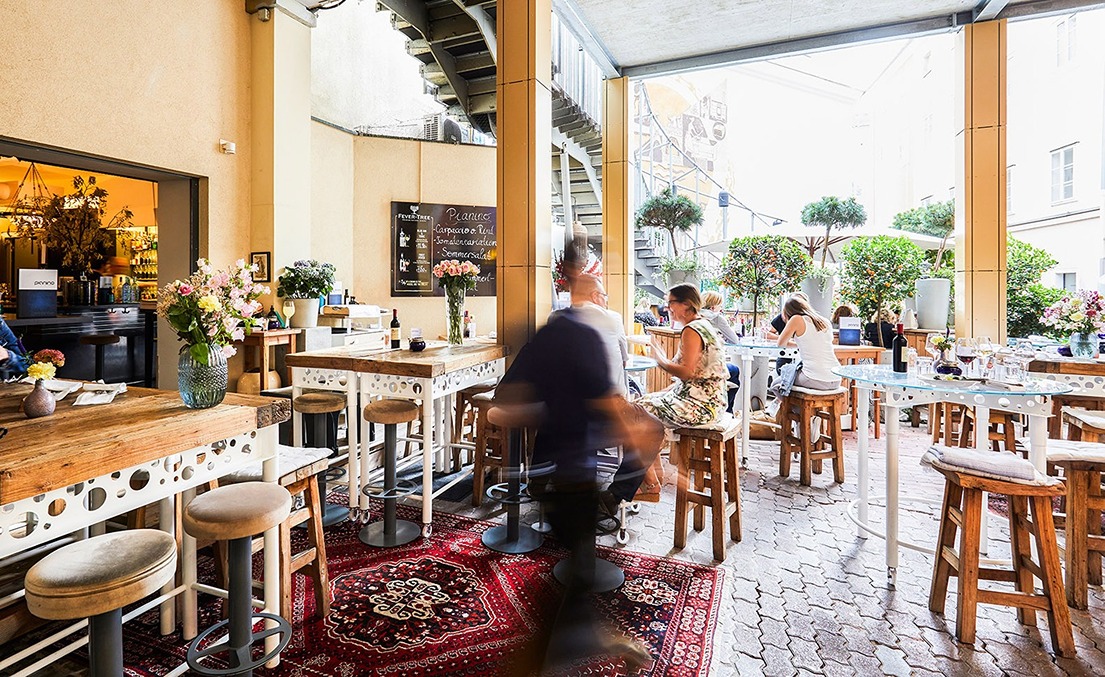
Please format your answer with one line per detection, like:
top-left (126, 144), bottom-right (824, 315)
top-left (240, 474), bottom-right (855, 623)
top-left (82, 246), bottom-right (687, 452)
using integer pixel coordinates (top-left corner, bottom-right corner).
top-left (915, 277), bottom-right (951, 329)
top-left (665, 270), bottom-right (700, 287)
top-left (289, 297), bottom-right (320, 328)
top-left (800, 275), bottom-right (835, 320)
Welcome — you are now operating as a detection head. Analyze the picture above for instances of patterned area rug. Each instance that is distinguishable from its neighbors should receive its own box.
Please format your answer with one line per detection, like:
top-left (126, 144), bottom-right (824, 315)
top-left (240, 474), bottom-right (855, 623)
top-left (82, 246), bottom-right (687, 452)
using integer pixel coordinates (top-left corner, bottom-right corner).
top-left (116, 505), bottom-right (722, 676)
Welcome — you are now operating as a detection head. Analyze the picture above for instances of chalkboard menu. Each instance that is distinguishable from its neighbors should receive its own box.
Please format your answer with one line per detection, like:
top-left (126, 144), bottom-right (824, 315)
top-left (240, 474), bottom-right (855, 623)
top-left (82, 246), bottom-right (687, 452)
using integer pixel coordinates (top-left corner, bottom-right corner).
top-left (390, 201), bottom-right (496, 297)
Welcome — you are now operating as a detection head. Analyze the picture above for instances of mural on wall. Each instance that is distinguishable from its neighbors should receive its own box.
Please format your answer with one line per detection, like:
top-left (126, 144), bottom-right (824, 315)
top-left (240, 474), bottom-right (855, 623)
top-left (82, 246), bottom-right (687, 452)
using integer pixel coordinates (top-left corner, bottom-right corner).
top-left (390, 201), bottom-right (496, 297)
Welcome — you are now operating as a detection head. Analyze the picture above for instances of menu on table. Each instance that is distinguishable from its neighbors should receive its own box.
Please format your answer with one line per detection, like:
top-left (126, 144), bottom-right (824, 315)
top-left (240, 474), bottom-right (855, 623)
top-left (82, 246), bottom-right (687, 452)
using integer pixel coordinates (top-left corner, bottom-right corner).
top-left (390, 201), bottom-right (496, 297)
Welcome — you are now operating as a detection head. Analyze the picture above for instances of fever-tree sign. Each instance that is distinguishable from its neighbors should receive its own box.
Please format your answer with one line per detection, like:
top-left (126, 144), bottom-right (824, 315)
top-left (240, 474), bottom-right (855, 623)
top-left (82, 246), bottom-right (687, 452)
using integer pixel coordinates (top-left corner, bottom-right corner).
top-left (390, 201), bottom-right (496, 297)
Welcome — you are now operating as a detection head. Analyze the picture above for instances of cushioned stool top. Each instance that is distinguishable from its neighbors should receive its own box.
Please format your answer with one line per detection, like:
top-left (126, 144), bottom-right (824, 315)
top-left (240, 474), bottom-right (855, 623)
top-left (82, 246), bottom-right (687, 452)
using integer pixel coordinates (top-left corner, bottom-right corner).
top-left (363, 399), bottom-right (420, 424)
top-left (790, 386), bottom-right (848, 397)
top-left (1046, 438), bottom-right (1105, 464)
top-left (487, 403), bottom-right (546, 429)
top-left (79, 333), bottom-right (120, 346)
top-left (922, 444), bottom-right (1057, 486)
top-left (674, 413), bottom-right (741, 440)
top-left (219, 444), bottom-right (332, 486)
top-left (472, 390), bottom-right (496, 406)
top-left (460, 379), bottom-right (499, 397)
top-left (25, 530), bottom-right (176, 621)
top-left (184, 482), bottom-right (292, 541)
top-left (293, 391), bottom-right (347, 415)
top-left (1063, 407), bottom-right (1105, 431)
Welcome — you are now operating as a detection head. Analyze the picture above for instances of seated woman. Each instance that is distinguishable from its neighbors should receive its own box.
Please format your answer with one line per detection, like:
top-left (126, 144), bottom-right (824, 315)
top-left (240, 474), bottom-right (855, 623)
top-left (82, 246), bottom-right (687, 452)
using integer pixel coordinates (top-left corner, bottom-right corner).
top-left (864, 308), bottom-right (898, 348)
top-left (775, 294), bottom-right (842, 392)
top-left (700, 290), bottom-right (741, 413)
top-left (831, 304), bottom-right (857, 328)
top-left (632, 298), bottom-right (659, 328)
top-left (639, 284), bottom-right (729, 428)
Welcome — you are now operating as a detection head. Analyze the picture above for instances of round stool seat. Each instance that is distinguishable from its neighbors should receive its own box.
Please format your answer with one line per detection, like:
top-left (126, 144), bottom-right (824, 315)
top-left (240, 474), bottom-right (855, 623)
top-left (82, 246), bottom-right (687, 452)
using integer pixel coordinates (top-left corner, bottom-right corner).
top-left (292, 391), bottom-right (347, 415)
top-left (459, 380), bottom-right (498, 397)
top-left (184, 482), bottom-right (291, 542)
top-left (487, 403), bottom-right (545, 429)
top-left (25, 530), bottom-right (176, 620)
top-left (363, 399), bottom-right (420, 425)
top-left (80, 333), bottom-right (120, 346)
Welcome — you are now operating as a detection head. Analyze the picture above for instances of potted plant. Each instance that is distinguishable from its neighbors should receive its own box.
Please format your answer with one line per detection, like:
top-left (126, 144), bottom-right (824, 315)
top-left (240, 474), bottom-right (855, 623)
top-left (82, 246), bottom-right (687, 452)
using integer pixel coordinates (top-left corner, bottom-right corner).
top-left (799, 196), bottom-right (867, 317)
top-left (838, 235), bottom-right (925, 346)
top-left (657, 254), bottom-right (702, 287)
top-left (719, 235), bottom-right (811, 329)
top-left (276, 259), bottom-right (336, 328)
top-left (892, 200), bottom-right (954, 329)
top-left (634, 186), bottom-right (704, 257)
top-left (12, 175), bottom-right (133, 275)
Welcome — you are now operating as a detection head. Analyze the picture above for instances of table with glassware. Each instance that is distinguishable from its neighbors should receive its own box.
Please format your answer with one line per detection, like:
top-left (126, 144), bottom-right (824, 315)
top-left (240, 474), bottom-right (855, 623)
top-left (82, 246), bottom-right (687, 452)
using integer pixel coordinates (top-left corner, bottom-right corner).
top-left (285, 342), bottom-right (507, 536)
top-left (1028, 355), bottom-right (1105, 435)
top-left (834, 363), bottom-right (1072, 587)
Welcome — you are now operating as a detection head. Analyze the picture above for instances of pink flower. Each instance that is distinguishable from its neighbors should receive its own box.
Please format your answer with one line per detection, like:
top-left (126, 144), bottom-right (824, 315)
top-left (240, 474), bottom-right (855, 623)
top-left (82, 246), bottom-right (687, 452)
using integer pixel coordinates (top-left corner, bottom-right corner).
top-left (221, 345), bottom-right (237, 358)
top-left (179, 284), bottom-right (194, 296)
top-left (231, 327), bottom-right (245, 342)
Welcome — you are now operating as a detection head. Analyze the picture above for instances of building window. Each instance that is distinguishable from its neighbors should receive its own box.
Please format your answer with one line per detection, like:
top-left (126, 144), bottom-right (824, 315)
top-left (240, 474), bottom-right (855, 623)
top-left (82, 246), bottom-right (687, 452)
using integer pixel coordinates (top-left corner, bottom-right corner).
top-left (1006, 166), bottom-right (1013, 213)
top-left (1057, 272), bottom-right (1077, 292)
top-left (1057, 15), bottom-right (1077, 66)
top-left (1051, 145), bottom-right (1075, 203)
top-left (920, 195), bottom-right (933, 208)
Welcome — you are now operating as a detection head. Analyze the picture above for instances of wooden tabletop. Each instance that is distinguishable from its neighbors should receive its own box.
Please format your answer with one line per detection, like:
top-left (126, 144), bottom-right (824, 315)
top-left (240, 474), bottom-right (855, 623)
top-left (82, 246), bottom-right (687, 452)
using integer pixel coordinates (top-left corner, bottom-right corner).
top-left (1029, 356), bottom-right (1105, 377)
top-left (285, 342), bottom-right (508, 378)
top-left (241, 329), bottom-right (301, 345)
top-left (0, 385), bottom-right (289, 505)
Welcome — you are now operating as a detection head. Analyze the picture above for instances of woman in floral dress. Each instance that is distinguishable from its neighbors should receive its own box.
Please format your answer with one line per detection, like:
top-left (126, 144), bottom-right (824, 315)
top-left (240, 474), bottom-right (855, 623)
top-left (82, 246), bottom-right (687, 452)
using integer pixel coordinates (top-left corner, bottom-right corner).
top-left (639, 284), bottom-right (729, 428)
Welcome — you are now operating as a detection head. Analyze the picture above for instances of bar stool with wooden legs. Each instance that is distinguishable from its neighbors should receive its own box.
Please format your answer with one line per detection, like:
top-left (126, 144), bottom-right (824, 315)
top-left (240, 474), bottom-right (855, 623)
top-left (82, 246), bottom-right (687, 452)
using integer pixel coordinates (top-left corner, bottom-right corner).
top-left (471, 391), bottom-right (506, 507)
top-left (24, 530), bottom-right (176, 676)
top-left (293, 390), bottom-right (349, 527)
top-left (778, 387), bottom-right (847, 486)
top-left (361, 399), bottom-right (422, 547)
top-left (80, 333), bottom-right (119, 382)
top-left (673, 415), bottom-right (742, 562)
top-left (930, 402), bottom-right (967, 445)
top-left (959, 407), bottom-right (1020, 455)
top-left (184, 482), bottom-right (294, 675)
top-left (451, 379), bottom-right (498, 468)
top-left (925, 452), bottom-right (1074, 657)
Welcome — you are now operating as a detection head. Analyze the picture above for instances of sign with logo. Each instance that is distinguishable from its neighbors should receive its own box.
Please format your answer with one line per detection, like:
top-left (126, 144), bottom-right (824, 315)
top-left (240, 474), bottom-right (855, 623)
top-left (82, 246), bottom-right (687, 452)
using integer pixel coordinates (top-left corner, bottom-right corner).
top-left (390, 202), bottom-right (496, 297)
top-left (18, 269), bottom-right (58, 291)
top-left (17, 268), bottom-right (58, 319)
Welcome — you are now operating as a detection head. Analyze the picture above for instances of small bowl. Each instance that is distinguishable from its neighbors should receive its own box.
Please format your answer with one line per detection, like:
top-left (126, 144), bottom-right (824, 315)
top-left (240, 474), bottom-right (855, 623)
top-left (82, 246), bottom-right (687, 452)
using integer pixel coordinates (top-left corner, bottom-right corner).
top-left (409, 337), bottom-right (426, 352)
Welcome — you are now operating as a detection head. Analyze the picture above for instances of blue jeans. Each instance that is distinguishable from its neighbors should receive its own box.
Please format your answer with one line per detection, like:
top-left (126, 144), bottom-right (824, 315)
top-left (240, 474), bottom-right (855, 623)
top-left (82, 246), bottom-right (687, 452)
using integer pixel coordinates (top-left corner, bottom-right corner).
top-left (726, 362), bottom-right (740, 413)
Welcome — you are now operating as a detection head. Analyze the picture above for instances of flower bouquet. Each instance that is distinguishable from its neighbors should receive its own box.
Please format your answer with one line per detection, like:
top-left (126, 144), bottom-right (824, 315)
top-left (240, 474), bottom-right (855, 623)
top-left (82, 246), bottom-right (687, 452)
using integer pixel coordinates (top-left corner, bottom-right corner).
top-left (1043, 290), bottom-right (1105, 358)
top-left (432, 259), bottom-right (480, 345)
top-left (23, 349), bottom-right (66, 418)
top-left (158, 259), bottom-right (269, 407)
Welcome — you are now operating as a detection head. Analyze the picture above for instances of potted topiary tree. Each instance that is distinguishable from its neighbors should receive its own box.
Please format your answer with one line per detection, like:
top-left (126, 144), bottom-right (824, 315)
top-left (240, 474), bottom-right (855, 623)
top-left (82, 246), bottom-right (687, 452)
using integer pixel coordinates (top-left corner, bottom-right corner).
top-left (892, 200), bottom-right (954, 329)
top-left (719, 235), bottom-right (811, 329)
top-left (635, 186), bottom-right (705, 285)
top-left (799, 196), bottom-right (867, 318)
top-left (839, 235), bottom-right (925, 346)
top-left (276, 259), bottom-right (336, 328)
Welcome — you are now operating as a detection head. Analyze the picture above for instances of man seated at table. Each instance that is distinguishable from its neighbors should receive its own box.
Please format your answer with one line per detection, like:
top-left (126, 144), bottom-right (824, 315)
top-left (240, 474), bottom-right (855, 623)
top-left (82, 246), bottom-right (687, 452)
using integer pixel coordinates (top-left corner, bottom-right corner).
top-left (0, 317), bottom-right (28, 380)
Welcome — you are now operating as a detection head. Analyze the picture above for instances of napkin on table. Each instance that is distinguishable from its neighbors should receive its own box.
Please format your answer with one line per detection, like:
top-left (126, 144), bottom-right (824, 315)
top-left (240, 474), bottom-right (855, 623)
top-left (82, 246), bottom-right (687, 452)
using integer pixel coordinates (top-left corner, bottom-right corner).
top-left (73, 382), bottom-right (128, 406)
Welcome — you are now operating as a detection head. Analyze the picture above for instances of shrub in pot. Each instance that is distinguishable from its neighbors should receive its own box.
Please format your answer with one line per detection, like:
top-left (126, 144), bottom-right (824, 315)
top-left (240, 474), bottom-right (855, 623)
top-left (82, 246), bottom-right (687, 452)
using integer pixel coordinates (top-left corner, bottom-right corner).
top-left (719, 235), bottom-right (811, 329)
top-left (892, 200), bottom-right (953, 328)
top-left (838, 235), bottom-right (924, 346)
top-left (658, 254), bottom-right (702, 287)
top-left (635, 186), bottom-right (704, 257)
top-left (800, 196), bottom-right (867, 318)
top-left (277, 259), bottom-right (336, 328)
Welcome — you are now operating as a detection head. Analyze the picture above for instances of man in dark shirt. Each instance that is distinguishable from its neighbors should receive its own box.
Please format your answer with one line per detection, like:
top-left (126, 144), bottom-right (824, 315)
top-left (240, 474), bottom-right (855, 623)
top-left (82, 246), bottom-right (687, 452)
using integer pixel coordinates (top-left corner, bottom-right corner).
top-left (0, 317), bottom-right (28, 380)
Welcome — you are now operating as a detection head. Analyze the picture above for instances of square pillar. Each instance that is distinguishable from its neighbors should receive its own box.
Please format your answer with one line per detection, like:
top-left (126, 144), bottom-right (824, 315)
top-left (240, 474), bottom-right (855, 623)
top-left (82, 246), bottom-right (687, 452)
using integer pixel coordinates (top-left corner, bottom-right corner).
top-left (602, 77), bottom-right (632, 328)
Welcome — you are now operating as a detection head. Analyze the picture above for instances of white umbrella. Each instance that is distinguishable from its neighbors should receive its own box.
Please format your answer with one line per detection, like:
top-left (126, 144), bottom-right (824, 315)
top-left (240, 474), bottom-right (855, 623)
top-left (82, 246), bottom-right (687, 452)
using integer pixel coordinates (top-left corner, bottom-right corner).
top-left (694, 225), bottom-right (949, 260)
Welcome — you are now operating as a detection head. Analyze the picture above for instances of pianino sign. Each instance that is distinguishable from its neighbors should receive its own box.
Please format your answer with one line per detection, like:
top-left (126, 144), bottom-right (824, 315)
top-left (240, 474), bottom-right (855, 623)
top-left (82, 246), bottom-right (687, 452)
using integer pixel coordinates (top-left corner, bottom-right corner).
top-left (390, 201), bottom-right (496, 297)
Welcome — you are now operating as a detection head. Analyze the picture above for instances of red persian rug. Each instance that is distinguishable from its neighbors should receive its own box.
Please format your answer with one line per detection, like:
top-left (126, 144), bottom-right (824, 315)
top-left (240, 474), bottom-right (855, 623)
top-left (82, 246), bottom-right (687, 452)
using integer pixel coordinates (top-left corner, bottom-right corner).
top-left (113, 505), bottom-right (723, 677)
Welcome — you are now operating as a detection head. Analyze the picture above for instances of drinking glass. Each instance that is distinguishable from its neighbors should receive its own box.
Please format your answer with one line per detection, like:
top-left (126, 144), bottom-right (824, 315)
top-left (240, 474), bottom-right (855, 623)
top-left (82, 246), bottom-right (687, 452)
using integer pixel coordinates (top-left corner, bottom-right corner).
top-left (955, 337), bottom-right (978, 377)
top-left (975, 336), bottom-right (994, 378)
top-left (281, 299), bottom-right (296, 328)
top-left (915, 356), bottom-right (934, 376)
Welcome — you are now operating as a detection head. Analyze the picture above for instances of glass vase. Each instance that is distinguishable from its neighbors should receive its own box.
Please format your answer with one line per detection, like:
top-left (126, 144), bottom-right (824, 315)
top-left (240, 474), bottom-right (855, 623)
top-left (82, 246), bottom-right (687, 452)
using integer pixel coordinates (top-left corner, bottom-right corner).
top-left (1069, 332), bottom-right (1099, 359)
top-left (934, 348), bottom-right (962, 376)
top-left (445, 283), bottom-right (465, 345)
top-left (178, 343), bottom-right (228, 409)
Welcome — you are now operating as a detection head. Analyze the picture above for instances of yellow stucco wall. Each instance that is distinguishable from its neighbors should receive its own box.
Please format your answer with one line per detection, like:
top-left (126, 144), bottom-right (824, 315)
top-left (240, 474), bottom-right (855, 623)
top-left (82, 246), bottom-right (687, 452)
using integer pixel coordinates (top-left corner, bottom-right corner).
top-left (0, 1), bottom-right (253, 266)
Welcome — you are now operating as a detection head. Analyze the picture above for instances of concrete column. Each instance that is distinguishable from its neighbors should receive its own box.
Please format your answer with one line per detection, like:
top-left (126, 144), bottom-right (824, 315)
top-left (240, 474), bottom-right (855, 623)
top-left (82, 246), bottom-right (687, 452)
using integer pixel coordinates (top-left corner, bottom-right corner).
top-left (602, 76), bottom-right (632, 328)
top-left (496, 0), bottom-right (553, 354)
top-left (954, 20), bottom-right (1007, 342)
top-left (250, 5), bottom-right (314, 288)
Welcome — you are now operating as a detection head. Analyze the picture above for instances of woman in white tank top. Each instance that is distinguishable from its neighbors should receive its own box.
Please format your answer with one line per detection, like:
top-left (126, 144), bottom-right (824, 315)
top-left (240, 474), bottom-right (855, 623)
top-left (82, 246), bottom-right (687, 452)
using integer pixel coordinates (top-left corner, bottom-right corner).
top-left (776, 295), bottom-right (842, 391)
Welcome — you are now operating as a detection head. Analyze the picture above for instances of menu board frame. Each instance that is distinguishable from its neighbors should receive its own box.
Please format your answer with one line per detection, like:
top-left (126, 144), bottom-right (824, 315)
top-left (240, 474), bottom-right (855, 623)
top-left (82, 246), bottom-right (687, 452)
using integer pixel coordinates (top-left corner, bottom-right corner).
top-left (390, 201), bottom-right (497, 297)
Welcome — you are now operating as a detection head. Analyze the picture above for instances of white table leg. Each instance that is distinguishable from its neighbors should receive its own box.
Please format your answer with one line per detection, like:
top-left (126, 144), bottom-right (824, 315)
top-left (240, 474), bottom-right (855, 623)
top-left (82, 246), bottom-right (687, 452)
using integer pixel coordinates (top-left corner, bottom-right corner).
top-left (443, 393), bottom-right (456, 471)
top-left (359, 389), bottom-right (373, 515)
top-left (740, 352), bottom-right (752, 466)
top-left (422, 393), bottom-right (434, 535)
top-left (180, 488), bottom-right (197, 640)
top-left (975, 405), bottom-right (991, 556)
top-left (856, 385), bottom-right (870, 539)
top-left (1029, 412), bottom-right (1048, 472)
top-left (159, 495), bottom-right (177, 636)
top-left (349, 382), bottom-right (363, 513)
top-left (260, 425), bottom-right (281, 669)
top-left (885, 406), bottom-right (900, 587)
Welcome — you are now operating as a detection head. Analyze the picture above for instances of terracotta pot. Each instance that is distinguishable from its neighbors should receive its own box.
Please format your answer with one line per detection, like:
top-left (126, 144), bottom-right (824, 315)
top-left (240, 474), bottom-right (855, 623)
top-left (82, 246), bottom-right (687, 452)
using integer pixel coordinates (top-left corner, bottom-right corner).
top-left (23, 380), bottom-right (56, 419)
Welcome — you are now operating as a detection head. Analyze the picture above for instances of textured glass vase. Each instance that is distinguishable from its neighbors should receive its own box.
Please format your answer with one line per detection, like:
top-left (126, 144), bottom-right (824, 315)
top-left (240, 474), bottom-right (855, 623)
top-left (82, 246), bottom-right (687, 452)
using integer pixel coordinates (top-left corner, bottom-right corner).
top-left (178, 344), bottom-right (228, 409)
top-left (1069, 332), bottom-right (1099, 359)
top-left (445, 283), bottom-right (465, 345)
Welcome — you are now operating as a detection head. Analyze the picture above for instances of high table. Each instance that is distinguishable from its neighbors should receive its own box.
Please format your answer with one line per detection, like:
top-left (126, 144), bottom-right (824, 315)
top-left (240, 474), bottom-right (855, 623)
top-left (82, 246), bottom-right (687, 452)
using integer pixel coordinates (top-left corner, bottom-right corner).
top-left (834, 364), bottom-right (1072, 587)
top-left (0, 385), bottom-right (289, 675)
top-left (1028, 356), bottom-right (1105, 435)
top-left (286, 342), bottom-right (507, 537)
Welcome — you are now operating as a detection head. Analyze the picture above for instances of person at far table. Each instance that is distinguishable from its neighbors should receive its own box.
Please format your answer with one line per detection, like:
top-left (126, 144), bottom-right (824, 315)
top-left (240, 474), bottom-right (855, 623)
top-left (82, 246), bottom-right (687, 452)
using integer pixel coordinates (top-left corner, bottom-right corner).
top-left (864, 308), bottom-right (898, 348)
top-left (700, 290), bottom-right (741, 413)
top-left (832, 303), bottom-right (857, 328)
top-left (774, 294), bottom-right (843, 392)
top-left (633, 297), bottom-right (659, 328)
top-left (0, 316), bottom-right (29, 380)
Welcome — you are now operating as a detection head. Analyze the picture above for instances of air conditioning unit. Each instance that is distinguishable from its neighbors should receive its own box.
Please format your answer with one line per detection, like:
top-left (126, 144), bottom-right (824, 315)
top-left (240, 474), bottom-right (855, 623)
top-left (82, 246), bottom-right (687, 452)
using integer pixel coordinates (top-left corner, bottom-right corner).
top-left (422, 114), bottom-right (466, 144)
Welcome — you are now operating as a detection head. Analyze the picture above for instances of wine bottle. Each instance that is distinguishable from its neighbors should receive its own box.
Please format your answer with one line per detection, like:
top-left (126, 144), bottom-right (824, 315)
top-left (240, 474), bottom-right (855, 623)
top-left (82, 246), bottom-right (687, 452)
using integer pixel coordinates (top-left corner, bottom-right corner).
top-left (390, 309), bottom-right (401, 349)
top-left (892, 323), bottom-right (908, 373)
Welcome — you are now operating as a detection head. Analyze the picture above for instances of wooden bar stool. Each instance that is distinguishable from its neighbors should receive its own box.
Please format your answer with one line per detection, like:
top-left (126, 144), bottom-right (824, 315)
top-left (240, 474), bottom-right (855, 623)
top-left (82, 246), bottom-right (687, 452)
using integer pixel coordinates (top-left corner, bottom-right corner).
top-left (471, 391), bottom-right (507, 507)
top-left (778, 387), bottom-right (847, 486)
top-left (215, 443), bottom-right (333, 622)
top-left (116, 326), bottom-right (145, 384)
top-left (673, 414), bottom-right (742, 561)
top-left (184, 482), bottom-right (293, 675)
top-left (929, 402), bottom-right (967, 445)
top-left (451, 379), bottom-right (498, 467)
top-left (24, 530), bottom-right (176, 676)
top-left (959, 407), bottom-right (1020, 455)
top-left (1049, 430), bottom-right (1105, 610)
top-left (293, 390), bottom-right (349, 527)
top-left (1063, 407), bottom-right (1105, 443)
top-left (80, 333), bottom-right (119, 382)
top-left (926, 455), bottom-right (1074, 657)
top-left (361, 399), bottom-right (421, 547)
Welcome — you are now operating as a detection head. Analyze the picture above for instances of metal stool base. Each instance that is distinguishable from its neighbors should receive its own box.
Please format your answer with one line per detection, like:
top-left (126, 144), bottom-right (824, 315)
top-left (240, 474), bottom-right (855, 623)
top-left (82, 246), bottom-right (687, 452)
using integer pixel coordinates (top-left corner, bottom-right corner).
top-left (360, 519), bottom-right (420, 548)
top-left (481, 524), bottom-right (543, 553)
top-left (321, 503), bottom-right (350, 527)
top-left (552, 557), bottom-right (624, 593)
top-left (186, 611), bottom-right (292, 676)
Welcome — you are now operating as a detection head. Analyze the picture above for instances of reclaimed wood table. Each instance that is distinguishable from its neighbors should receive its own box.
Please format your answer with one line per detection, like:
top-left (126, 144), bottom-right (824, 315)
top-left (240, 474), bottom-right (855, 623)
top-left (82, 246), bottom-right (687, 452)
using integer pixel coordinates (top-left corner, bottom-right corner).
top-left (1029, 356), bottom-right (1105, 436)
top-left (240, 328), bottom-right (301, 387)
top-left (286, 342), bottom-right (507, 537)
top-left (0, 385), bottom-right (289, 675)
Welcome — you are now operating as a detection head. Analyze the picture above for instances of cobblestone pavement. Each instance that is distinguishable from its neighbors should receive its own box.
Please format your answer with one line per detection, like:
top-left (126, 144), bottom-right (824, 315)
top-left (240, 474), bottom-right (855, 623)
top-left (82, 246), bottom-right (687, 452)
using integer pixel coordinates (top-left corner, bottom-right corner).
top-left (438, 417), bottom-right (1105, 677)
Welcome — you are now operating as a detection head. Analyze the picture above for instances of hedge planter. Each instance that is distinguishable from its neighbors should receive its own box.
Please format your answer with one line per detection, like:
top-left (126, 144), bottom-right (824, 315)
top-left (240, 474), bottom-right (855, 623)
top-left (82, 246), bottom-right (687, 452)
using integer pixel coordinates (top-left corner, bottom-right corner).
top-left (915, 277), bottom-right (951, 329)
top-left (800, 275), bottom-right (835, 320)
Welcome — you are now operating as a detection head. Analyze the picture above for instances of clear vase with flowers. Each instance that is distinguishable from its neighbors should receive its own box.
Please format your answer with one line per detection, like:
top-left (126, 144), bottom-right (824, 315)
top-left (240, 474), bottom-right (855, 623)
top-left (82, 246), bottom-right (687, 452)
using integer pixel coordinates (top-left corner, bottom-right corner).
top-left (1043, 290), bottom-right (1105, 359)
top-left (432, 260), bottom-right (481, 345)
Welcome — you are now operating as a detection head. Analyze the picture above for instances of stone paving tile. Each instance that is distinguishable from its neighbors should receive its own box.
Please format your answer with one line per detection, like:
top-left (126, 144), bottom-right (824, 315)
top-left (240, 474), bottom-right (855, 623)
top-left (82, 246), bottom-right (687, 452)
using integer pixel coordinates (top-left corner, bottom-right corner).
top-left (434, 418), bottom-right (1105, 676)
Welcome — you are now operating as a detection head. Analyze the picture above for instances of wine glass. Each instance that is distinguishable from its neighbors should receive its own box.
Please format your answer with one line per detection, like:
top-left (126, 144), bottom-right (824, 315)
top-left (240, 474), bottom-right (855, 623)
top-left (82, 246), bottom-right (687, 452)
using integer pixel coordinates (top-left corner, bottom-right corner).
top-left (281, 300), bottom-right (296, 328)
top-left (975, 336), bottom-right (994, 378)
top-left (955, 337), bottom-right (978, 377)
